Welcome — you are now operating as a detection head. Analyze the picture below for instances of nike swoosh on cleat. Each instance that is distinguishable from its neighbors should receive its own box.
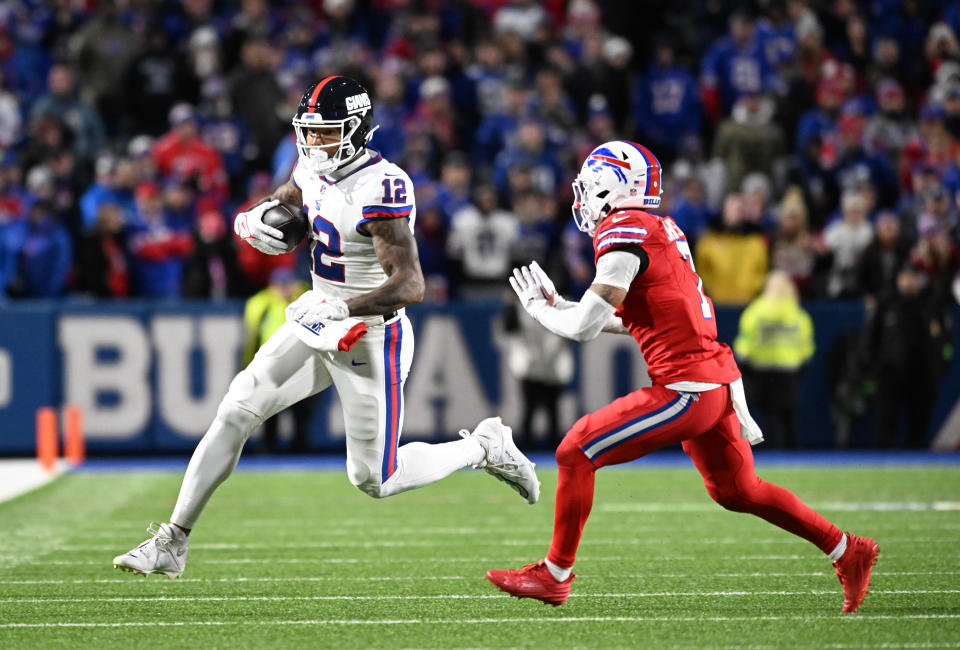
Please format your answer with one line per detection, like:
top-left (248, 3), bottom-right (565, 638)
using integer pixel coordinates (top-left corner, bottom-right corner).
top-left (351, 360), bottom-right (367, 366)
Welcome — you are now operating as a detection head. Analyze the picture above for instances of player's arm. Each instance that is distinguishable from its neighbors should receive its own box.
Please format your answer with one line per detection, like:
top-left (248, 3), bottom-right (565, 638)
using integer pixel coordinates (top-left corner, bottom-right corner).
top-left (345, 218), bottom-right (425, 316)
top-left (511, 250), bottom-right (646, 342)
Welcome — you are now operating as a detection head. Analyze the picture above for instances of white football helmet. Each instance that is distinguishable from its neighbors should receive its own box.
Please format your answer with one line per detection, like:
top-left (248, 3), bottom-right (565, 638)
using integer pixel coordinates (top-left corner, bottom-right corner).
top-left (572, 141), bottom-right (662, 236)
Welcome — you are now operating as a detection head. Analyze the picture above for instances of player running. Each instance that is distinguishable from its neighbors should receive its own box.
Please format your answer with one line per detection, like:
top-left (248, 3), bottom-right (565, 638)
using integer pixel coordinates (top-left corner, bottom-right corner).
top-left (113, 76), bottom-right (539, 578)
top-left (485, 141), bottom-right (878, 613)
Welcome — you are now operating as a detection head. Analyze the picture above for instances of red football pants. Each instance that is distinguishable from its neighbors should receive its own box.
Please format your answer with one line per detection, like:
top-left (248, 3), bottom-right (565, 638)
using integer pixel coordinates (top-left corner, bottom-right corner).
top-left (546, 385), bottom-right (843, 569)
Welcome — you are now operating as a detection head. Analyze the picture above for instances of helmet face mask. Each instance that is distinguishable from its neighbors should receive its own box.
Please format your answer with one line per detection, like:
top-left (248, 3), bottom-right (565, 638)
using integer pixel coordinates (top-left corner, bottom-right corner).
top-left (292, 114), bottom-right (363, 174)
top-left (571, 141), bottom-right (662, 236)
top-left (293, 76), bottom-right (377, 175)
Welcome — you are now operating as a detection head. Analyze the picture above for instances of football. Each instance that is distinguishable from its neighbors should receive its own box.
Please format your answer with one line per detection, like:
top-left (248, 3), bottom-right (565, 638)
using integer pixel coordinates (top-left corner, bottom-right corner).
top-left (261, 202), bottom-right (308, 252)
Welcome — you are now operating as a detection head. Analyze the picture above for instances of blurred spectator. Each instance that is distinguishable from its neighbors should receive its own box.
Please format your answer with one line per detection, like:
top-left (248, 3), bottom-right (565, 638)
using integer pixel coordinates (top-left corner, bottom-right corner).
top-left (669, 173), bottom-right (713, 245)
top-left (182, 207), bottom-right (246, 299)
top-left (474, 76), bottom-right (528, 165)
top-left (69, 0), bottom-right (138, 134)
top-left (242, 267), bottom-right (312, 453)
top-left (712, 93), bottom-right (785, 192)
top-left (413, 194), bottom-right (450, 302)
top-left (856, 211), bottom-right (911, 308)
top-left (824, 191), bottom-right (874, 298)
top-left (30, 64), bottom-right (105, 164)
top-left (121, 27), bottom-right (199, 136)
top-left (734, 271), bottom-right (815, 449)
top-left (197, 77), bottom-right (255, 197)
top-left (79, 155), bottom-right (137, 232)
top-left (0, 152), bottom-right (24, 224)
top-left (76, 203), bottom-right (129, 298)
top-left (865, 264), bottom-right (953, 447)
top-left (228, 38), bottom-right (284, 169)
top-left (371, 70), bottom-right (409, 162)
top-left (493, 119), bottom-right (563, 202)
top-left (435, 152), bottom-right (472, 226)
top-left (503, 300), bottom-right (574, 451)
top-left (770, 187), bottom-right (822, 297)
top-left (127, 181), bottom-right (194, 298)
top-left (448, 185), bottom-right (518, 298)
top-left (741, 172), bottom-right (775, 231)
top-left (152, 103), bottom-right (228, 202)
top-left (0, 69), bottom-right (22, 148)
top-left (633, 42), bottom-right (701, 163)
top-left (700, 10), bottom-right (774, 119)
top-left (695, 193), bottom-right (769, 305)
top-left (0, 200), bottom-right (72, 298)
top-left (864, 79), bottom-right (914, 157)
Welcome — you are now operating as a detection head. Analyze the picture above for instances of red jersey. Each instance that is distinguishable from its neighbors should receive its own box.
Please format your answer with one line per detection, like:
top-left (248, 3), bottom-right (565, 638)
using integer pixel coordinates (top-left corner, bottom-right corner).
top-left (592, 209), bottom-right (740, 386)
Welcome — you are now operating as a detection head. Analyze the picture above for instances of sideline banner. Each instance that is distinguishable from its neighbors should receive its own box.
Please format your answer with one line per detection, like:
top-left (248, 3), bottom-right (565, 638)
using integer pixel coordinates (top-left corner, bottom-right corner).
top-left (0, 300), bottom-right (957, 453)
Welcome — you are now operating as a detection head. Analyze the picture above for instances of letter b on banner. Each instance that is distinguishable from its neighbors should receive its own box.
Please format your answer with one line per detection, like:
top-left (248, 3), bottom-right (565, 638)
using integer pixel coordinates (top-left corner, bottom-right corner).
top-left (59, 316), bottom-right (151, 438)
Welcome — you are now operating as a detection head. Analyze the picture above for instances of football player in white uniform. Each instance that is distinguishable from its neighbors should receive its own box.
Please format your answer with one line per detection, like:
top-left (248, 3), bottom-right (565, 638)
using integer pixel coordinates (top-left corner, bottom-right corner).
top-left (113, 76), bottom-right (539, 578)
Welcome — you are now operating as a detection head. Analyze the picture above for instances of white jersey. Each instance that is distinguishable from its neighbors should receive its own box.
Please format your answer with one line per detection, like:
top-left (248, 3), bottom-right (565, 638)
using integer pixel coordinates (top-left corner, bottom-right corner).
top-left (293, 151), bottom-right (416, 300)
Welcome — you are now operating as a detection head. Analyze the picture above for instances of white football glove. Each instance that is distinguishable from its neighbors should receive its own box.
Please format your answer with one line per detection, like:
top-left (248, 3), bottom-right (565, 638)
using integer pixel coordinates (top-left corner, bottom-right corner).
top-left (509, 265), bottom-right (550, 318)
top-left (285, 291), bottom-right (350, 328)
top-left (234, 199), bottom-right (286, 255)
top-left (528, 260), bottom-right (569, 307)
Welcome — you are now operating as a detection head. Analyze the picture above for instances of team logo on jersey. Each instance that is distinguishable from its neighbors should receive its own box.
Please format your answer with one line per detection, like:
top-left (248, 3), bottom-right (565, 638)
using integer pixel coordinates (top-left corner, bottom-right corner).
top-left (587, 147), bottom-right (630, 183)
top-left (345, 92), bottom-right (371, 114)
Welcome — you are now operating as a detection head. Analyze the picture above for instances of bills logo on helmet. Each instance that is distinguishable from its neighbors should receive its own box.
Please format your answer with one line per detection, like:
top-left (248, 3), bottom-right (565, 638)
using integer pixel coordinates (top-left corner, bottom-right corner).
top-left (345, 93), bottom-right (371, 114)
top-left (586, 147), bottom-right (631, 183)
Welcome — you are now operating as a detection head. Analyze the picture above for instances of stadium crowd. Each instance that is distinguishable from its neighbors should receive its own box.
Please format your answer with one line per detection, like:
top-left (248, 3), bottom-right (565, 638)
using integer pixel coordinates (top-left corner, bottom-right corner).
top-left (0, 0), bottom-right (957, 316)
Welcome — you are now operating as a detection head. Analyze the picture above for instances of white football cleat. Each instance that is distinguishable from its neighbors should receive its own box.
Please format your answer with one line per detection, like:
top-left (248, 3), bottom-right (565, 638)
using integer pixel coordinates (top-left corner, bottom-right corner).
top-left (461, 417), bottom-right (540, 504)
top-left (113, 522), bottom-right (189, 578)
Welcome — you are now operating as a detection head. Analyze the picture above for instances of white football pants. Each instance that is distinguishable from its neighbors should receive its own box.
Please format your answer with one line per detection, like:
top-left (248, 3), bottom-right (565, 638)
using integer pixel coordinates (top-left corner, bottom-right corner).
top-left (170, 314), bottom-right (484, 529)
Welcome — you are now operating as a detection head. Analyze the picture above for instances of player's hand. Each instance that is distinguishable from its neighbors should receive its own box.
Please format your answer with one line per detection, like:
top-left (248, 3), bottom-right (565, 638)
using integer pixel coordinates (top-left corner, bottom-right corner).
top-left (528, 261), bottom-right (559, 307)
top-left (234, 199), bottom-right (286, 255)
top-left (510, 265), bottom-right (549, 317)
top-left (286, 291), bottom-right (350, 327)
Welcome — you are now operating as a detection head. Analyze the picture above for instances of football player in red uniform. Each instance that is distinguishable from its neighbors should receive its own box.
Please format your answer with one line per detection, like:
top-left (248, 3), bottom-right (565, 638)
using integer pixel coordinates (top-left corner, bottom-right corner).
top-left (485, 141), bottom-right (878, 612)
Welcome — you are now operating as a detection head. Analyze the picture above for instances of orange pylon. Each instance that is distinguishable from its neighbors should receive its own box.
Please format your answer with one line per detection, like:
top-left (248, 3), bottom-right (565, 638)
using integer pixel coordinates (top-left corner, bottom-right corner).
top-left (36, 407), bottom-right (58, 472)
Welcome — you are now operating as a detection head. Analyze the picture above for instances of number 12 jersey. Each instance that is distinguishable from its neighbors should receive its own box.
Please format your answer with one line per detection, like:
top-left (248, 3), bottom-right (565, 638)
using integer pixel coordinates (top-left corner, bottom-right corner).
top-left (293, 151), bottom-right (417, 300)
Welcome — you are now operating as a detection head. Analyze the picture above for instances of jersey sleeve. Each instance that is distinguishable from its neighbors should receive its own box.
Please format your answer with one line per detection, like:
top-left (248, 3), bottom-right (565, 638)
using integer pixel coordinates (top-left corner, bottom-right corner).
top-left (593, 212), bottom-right (651, 263)
top-left (357, 168), bottom-right (416, 232)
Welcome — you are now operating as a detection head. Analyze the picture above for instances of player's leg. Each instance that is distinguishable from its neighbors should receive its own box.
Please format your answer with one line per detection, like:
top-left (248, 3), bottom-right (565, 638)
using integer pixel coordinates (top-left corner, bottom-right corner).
top-left (113, 324), bottom-right (331, 577)
top-left (682, 411), bottom-right (878, 612)
top-left (547, 385), bottom-right (727, 570)
top-left (328, 315), bottom-right (533, 500)
top-left (170, 323), bottom-right (331, 528)
top-left (487, 385), bottom-right (727, 605)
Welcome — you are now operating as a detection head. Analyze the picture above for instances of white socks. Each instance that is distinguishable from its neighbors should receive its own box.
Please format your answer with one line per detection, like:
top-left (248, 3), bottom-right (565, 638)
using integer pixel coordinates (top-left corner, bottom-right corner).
top-left (828, 533), bottom-right (848, 562)
top-left (545, 558), bottom-right (571, 582)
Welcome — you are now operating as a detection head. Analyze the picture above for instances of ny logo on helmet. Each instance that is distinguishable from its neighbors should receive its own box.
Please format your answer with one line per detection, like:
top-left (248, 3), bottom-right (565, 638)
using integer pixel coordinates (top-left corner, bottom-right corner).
top-left (345, 93), bottom-right (371, 114)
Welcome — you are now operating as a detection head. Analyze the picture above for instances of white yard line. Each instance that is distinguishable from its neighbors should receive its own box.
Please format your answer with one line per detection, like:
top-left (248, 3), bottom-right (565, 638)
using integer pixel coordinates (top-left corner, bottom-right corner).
top-left (1, 589), bottom-right (956, 605)
top-left (1, 614), bottom-right (958, 629)
top-left (0, 459), bottom-right (65, 504)
top-left (1, 570), bottom-right (953, 586)
top-left (49, 536), bottom-right (955, 552)
top-left (15, 552), bottom-right (942, 567)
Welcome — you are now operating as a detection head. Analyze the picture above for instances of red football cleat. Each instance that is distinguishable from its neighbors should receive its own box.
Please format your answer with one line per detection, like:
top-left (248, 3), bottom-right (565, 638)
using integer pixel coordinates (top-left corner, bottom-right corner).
top-left (486, 560), bottom-right (575, 606)
top-left (833, 533), bottom-right (879, 613)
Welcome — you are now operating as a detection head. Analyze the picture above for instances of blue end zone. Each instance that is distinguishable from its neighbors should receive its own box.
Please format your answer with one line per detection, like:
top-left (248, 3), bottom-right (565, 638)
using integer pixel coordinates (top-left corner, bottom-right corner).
top-left (72, 450), bottom-right (960, 473)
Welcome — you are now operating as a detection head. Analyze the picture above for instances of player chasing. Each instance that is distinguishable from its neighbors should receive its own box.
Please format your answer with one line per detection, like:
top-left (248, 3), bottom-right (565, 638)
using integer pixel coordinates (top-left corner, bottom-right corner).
top-left (485, 141), bottom-right (879, 613)
top-left (113, 76), bottom-right (539, 578)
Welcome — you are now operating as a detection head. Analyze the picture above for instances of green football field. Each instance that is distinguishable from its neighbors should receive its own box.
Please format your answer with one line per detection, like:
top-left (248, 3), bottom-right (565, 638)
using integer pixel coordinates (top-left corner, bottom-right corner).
top-left (0, 462), bottom-right (958, 648)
